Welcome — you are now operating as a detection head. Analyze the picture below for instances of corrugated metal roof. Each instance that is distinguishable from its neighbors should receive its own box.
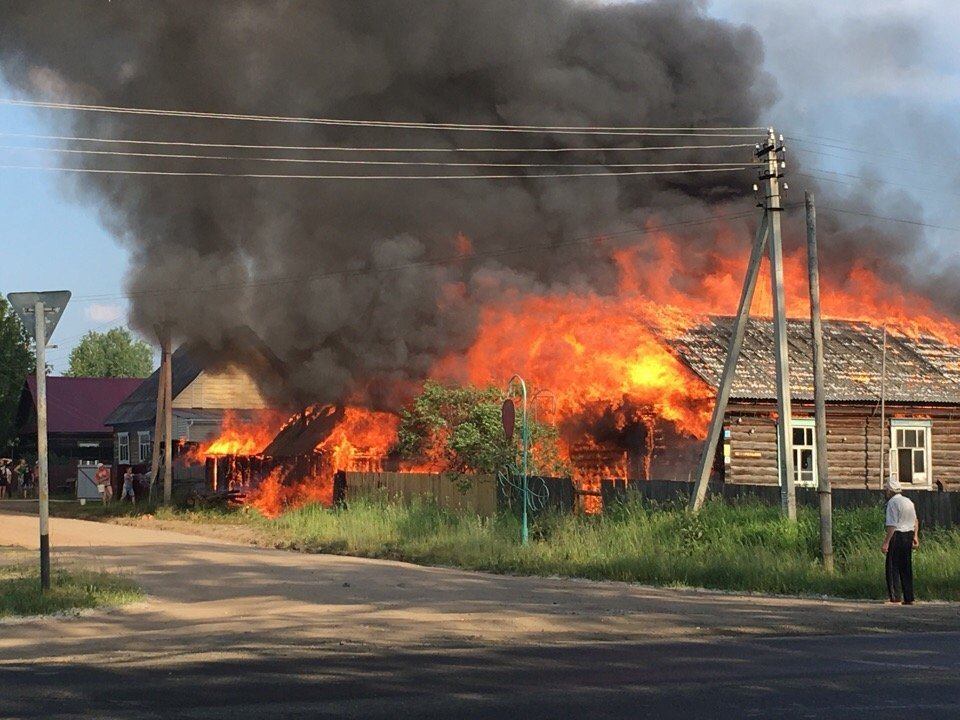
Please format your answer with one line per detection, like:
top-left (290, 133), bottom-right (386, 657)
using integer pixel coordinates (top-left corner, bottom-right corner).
top-left (669, 317), bottom-right (960, 403)
top-left (19, 376), bottom-right (144, 434)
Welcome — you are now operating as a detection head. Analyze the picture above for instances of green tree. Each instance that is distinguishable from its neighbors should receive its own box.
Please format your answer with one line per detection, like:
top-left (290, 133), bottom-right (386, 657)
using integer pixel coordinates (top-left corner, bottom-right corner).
top-left (65, 327), bottom-right (154, 378)
top-left (395, 380), bottom-right (568, 477)
top-left (0, 295), bottom-right (35, 453)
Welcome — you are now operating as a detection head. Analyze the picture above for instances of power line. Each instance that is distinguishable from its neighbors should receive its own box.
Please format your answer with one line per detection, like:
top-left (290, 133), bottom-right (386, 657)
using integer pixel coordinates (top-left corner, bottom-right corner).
top-left (0, 131), bottom-right (759, 154)
top-left (71, 209), bottom-right (759, 302)
top-left (0, 98), bottom-right (766, 136)
top-left (797, 170), bottom-right (960, 200)
top-left (786, 135), bottom-right (935, 170)
top-left (0, 144), bottom-right (759, 169)
top-left (818, 206), bottom-right (960, 234)
top-left (791, 146), bottom-right (950, 180)
top-left (0, 163), bottom-right (757, 180)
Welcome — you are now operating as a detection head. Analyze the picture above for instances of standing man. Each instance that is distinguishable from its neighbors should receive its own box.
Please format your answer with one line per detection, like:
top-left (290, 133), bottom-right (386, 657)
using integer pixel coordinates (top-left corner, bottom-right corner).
top-left (882, 478), bottom-right (919, 605)
top-left (121, 466), bottom-right (136, 505)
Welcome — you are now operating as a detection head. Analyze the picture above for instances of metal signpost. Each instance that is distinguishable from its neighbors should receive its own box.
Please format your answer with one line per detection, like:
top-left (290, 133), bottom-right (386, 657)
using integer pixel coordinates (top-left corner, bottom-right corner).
top-left (7, 291), bottom-right (71, 590)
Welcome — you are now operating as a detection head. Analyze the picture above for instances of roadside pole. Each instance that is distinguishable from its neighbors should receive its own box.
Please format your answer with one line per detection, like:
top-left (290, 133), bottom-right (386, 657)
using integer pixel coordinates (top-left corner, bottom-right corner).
top-left (162, 328), bottom-right (173, 505)
top-left (805, 192), bottom-right (834, 573)
top-left (7, 291), bottom-right (70, 591)
top-left (34, 300), bottom-right (50, 589)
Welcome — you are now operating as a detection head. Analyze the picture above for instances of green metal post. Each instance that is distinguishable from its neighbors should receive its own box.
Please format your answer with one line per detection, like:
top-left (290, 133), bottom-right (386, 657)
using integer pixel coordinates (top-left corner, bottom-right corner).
top-left (507, 375), bottom-right (529, 544)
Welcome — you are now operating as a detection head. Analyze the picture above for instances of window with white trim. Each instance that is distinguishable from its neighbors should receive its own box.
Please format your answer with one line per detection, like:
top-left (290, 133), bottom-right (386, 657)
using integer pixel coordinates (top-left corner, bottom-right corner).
top-left (792, 419), bottom-right (817, 487)
top-left (118, 432), bottom-right (130, 464)
top-left (890, 420), bottom-right (931, 486)
top-left (138, 431), bottom-right (152, 464)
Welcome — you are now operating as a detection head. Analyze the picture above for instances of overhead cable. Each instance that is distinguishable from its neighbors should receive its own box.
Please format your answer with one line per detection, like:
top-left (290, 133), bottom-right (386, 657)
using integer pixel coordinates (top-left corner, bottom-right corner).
top-left (0, 98), bottom-right (766, 136)
top-left (0, 131), bottom-right (758, 154)
top-left (0, 144), bottom-right (758, 169)
top-left (0, 163), bottom-right (757, 180)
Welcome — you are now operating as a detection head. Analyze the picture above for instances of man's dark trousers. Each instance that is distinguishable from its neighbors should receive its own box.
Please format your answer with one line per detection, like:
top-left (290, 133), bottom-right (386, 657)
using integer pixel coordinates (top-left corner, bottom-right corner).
top-left (886, 530), bottom-right (915, 603)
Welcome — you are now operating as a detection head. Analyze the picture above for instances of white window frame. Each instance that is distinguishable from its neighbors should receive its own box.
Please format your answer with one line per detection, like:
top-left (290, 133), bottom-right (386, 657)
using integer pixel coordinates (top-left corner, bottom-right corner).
top-left (791, 418), bottom-right (817, 488)
top-left (117, 432), bottom-right (130, 464)
top-left (889, 420), bottom-right (932, 488)
top-left (137, 431), bottom-right (152, 464)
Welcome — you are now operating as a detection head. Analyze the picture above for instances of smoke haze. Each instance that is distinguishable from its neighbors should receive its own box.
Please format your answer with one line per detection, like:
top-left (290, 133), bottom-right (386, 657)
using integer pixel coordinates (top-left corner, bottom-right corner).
top-left (0, 0), bottom-right (934, 407)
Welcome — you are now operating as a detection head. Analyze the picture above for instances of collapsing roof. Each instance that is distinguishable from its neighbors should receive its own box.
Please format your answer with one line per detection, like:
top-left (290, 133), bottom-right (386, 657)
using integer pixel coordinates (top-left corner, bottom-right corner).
top-left (670, 317), bottom-right (960, 404)
top-left (261, 405), bottom-right (346, 458)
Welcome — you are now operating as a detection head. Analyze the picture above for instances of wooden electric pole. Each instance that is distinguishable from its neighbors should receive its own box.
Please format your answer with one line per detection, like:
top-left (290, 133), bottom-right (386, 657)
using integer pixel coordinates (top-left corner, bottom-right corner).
top-left (149, 323), bottom-right (168, 503)
top-left (690, 129), bottom-right (796, 518)
top-left (162, 328), bottom-right (173, 505)
top-left (806, 192), bottom-right (833, 572)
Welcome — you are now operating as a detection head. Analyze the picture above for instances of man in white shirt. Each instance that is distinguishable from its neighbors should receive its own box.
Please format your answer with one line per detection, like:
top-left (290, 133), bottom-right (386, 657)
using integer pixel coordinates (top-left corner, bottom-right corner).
top-left (882, 478), bottom-right (919, 605)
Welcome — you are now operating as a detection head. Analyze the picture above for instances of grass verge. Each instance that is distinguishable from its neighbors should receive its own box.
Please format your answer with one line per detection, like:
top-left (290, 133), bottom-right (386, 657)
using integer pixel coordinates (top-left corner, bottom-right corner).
top-left (54, 496), bottom-right (960, 601)
top-left (263, 498), bottom-right (920, 599)
top-left (0, 564), bottom-right (142, 618)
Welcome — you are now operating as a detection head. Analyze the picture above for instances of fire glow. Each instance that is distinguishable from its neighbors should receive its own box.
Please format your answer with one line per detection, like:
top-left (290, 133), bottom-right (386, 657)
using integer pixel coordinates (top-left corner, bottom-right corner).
top-left (193, 226), bottom-right (960, 517)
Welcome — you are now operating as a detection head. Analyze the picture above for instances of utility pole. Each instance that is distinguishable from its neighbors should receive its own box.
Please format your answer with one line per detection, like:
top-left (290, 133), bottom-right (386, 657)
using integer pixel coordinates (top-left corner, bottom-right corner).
top-left (162, 327), bottom-right (173, 504)
top-left (806, 192), bottom-right (833, 572)
top-left (878, 327), bottom-right (887, 489)
top-left (765, 131), bottom-right (796, 520)
top-left (688, 214), bottom-right (769, 512)
top-left (149, 323), bottom-right (168, 502)
top-left (690, 129), bottom-right (796, 519)
top-left (7, 291), bottom-right (70, 591)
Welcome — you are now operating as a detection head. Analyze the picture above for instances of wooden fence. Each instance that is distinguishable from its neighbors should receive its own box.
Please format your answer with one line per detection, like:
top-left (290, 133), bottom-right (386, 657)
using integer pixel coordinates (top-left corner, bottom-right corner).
top-left (341, 471), bottom-right (498, 516)
top-left (334, 470), bottom-right (960, 530)
top-left (497, 476), bottom-right (577, 516)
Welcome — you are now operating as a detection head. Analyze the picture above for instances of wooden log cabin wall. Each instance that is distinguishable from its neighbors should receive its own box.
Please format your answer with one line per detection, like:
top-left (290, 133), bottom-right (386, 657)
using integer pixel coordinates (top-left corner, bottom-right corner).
top-left (724, 403), bottom-right (960, 491)
top-left (669, 316), bottom-right (960, 493)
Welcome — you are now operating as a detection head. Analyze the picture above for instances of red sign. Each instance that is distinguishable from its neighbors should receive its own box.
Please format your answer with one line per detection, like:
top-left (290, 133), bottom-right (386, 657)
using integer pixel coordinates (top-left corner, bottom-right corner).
top-left (501, 399), bottom-right (516, 441)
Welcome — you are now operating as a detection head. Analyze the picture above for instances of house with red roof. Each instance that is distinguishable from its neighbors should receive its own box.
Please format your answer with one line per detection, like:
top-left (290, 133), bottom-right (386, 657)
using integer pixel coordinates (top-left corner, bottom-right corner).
top-left (14, 375), bottom-right (143, 489)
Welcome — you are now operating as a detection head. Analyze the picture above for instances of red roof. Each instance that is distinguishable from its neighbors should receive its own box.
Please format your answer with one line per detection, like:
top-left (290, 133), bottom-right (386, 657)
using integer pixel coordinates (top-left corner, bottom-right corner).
top-left (22, 376), bottom-right (144, 434)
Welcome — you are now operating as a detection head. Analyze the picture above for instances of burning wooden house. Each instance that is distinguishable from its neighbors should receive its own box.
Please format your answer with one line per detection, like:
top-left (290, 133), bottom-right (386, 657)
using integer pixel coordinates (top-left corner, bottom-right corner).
top-left (104, 338), bottom-right (286, 484)
top-left (201, 404), bottom-right (404, 514)
top-left (174, 308), bottom-right (960, 517)
top-left (670, 317), bottom-right (960, 491)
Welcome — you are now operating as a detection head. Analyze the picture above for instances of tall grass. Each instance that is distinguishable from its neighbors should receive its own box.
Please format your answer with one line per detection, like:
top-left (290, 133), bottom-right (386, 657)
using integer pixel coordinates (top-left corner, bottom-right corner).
top-left (60, 495), bottom-right (960, 600)
top-left (255, 497), bottom-right (960, 600)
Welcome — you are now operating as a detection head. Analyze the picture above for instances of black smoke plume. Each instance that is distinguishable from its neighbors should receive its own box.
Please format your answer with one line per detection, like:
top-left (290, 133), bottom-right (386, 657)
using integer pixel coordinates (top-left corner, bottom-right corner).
top-left (4, 0), bottom-right (914, 409)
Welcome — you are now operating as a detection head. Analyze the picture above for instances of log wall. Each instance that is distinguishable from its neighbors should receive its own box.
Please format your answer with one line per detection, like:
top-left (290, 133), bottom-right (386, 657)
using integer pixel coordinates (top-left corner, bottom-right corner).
top-left (725, 405), bottom-right (960, 491)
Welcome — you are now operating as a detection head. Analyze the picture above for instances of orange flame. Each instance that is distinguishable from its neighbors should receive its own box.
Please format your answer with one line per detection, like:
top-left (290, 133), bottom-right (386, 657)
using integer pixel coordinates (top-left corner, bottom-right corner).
top-left (247, 466), bottom-right (334, 518)
top-left (184, 410), bottom-right (288, 464)
top-left (223, 223), bottom-right (960, 515)
top-left (315, 407), bottom-right (401, 472)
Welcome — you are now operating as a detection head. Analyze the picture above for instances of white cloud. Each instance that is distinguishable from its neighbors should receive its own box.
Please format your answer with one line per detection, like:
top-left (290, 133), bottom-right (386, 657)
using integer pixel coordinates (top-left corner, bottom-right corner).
top-left (85, 303), bottom-right (123, 323)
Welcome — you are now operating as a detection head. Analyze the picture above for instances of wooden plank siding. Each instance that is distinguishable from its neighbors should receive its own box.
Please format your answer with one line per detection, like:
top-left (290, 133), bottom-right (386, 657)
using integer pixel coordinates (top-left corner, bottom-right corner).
top-left (725, 404), bottom-right (960, 491)
top-left (172, 366), bottom-right (270, 410)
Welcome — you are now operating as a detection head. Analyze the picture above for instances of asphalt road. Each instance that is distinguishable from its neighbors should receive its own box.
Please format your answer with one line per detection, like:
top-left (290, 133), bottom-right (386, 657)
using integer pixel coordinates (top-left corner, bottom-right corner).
top-left (5, 631), bottom-right (960, 719)
top-left (2, 510), bottom-right (959, 719)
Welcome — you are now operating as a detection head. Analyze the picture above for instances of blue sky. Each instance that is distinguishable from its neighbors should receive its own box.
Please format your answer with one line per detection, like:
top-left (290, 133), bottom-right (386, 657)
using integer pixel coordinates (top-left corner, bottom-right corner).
top-left (0, 98), bottom-right (132, 372)
top-left (2, 0), bottom-right (959, 373)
